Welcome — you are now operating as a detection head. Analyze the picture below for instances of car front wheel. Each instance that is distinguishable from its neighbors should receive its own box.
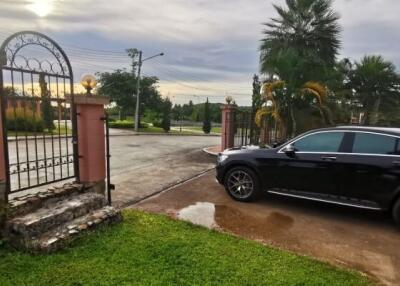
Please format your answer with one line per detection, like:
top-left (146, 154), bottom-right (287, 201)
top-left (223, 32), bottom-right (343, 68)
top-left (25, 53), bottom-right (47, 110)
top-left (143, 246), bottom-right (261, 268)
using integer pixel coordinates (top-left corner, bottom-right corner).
top-left (224, 167), bottom-right (261, 202)
top-left (392, 198), bottom-right (400, 227)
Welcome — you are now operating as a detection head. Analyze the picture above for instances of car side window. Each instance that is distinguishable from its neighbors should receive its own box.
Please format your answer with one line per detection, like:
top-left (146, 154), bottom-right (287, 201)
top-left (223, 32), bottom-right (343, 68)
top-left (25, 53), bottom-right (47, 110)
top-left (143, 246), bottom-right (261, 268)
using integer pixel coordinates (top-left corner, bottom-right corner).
top-left (292, 132), bottom-right (344, 152)
top-left (352, 133), bottom-right (397, 155)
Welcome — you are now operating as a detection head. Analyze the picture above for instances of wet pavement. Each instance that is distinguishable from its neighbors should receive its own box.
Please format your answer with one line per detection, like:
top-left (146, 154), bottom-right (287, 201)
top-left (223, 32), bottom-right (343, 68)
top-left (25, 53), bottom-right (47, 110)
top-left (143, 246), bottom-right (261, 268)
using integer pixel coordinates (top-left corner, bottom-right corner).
top-left (134, 170), bottom-right (400, 286)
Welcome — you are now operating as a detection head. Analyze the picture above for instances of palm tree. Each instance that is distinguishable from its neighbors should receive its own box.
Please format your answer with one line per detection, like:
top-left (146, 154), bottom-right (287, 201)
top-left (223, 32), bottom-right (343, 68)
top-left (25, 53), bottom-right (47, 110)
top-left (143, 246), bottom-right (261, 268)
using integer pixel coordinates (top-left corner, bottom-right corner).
top-left (259, 0), bottom-right (341, 136)
top-left (255, 79), bottom-right (331, 140)
top-left (261, 0), bottom-right (341, 76)
top-left (349, 55), bottom-right (400, 126)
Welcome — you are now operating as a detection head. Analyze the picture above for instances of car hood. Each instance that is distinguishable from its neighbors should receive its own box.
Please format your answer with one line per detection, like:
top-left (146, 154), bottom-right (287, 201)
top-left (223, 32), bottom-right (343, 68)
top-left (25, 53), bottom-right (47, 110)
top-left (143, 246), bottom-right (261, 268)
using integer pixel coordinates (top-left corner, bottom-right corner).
top-left (222, 145), bottom-right (269, 155)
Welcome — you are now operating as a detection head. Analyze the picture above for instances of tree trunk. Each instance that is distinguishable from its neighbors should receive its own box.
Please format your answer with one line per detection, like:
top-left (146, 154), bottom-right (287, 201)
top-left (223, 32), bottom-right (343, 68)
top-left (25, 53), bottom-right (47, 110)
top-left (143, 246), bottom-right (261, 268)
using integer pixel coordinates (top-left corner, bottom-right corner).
top-left (370, 95), bottom-right (382, 126)
top-left (318, 106), bottom-right (327, 126)
top-left (290, 104), bottom-right (296, 138)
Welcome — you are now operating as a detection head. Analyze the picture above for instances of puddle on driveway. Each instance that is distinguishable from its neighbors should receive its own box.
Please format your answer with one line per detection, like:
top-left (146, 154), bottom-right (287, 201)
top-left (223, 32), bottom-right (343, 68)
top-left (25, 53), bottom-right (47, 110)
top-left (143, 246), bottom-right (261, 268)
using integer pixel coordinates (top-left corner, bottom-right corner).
top-left (177, 202), bottom-right (295, 235)
top-left (213, 205), bottom-right (294, 239)
top-left (177, 202), bottom-right (217, 229)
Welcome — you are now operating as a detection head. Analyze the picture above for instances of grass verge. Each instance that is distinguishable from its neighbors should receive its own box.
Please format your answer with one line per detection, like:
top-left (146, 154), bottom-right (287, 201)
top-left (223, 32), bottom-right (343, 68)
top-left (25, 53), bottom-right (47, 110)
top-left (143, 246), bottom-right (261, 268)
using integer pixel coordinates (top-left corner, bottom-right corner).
top-left (0, 210), bottom-right (372, 286)
top-left (139, 126), bottom-right (196, 135)
top-left (180, 125), bottom-right (221, 134)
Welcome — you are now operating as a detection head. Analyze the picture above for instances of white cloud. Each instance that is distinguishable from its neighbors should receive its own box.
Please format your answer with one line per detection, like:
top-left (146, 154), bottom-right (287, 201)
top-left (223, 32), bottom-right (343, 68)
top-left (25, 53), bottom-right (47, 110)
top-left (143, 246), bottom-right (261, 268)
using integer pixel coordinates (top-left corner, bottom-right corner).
top-left (0, 0), bottom-right (399, 105)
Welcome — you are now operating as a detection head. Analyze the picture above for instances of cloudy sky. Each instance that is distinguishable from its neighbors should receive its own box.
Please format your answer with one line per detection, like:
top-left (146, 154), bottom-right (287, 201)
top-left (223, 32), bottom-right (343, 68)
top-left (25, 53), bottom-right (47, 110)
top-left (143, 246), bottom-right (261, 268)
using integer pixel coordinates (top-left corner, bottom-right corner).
top-left (0, 0), bottom-right (399, 105)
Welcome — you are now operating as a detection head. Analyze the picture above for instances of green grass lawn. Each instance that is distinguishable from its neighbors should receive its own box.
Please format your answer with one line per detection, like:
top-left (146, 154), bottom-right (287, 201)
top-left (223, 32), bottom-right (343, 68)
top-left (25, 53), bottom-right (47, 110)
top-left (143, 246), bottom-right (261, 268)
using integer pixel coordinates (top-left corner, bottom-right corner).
top-left (139, 126), bottom-right (196, 135)
top-left (0, 210), bottom-right (372, 286)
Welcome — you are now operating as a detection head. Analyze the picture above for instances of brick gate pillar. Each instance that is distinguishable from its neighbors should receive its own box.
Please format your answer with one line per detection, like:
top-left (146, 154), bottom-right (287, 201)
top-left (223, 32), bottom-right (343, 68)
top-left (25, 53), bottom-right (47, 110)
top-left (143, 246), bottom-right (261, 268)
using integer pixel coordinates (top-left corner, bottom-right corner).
top-left (74, 95), bottom-right (109, 195)
top-left (220, 104), bottom-right (236, 151)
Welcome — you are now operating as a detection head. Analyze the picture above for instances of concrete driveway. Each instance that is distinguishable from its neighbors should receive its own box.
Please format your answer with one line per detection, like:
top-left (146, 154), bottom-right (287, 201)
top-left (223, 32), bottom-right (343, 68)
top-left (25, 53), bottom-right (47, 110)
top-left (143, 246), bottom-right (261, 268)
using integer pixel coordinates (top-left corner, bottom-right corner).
top-left (8, 133), bottom-right (219, 206)
top-left (109, 134), bottom-right (219, 207)
top-left (135, 170), bottom-right (400, 286)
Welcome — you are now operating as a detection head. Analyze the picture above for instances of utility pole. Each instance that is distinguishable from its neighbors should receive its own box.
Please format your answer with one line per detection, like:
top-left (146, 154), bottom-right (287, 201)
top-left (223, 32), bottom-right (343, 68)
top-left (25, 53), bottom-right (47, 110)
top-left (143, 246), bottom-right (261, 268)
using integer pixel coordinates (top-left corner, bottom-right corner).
top-left (134, 51), bottom-right (143, 132)
top-left (129, 50), bottom-right (164, 132)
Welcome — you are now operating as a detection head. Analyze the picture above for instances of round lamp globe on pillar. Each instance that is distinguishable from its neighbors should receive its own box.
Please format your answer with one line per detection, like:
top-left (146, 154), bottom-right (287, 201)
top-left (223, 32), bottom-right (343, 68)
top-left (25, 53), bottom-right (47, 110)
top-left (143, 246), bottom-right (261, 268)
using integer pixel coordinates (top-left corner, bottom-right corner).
top-left (225, 95), bottom-right (233, 105)
top-left (80, 74), bottom-right (97, 95)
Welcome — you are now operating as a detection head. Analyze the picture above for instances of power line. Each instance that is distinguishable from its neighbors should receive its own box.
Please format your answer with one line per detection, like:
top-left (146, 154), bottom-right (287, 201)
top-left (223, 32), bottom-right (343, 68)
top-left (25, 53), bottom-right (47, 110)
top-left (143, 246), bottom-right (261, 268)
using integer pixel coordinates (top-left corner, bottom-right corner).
top-left (0, 28), bottom-right (252, 97)
top-left (151, 58), bottom-right (251, 90)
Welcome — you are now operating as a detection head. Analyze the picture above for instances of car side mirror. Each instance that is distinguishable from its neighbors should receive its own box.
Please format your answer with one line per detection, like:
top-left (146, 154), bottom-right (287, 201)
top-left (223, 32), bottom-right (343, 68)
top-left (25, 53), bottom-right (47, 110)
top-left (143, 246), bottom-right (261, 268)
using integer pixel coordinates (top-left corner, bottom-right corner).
top-left (283, 144), bottom-right (296, 157)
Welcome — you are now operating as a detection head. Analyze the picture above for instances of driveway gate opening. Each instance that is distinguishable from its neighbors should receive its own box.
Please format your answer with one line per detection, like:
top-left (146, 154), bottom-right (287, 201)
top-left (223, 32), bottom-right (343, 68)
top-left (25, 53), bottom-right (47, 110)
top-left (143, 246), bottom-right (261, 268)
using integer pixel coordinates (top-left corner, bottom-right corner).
top-left (0, 31), bottom-right (78, 194)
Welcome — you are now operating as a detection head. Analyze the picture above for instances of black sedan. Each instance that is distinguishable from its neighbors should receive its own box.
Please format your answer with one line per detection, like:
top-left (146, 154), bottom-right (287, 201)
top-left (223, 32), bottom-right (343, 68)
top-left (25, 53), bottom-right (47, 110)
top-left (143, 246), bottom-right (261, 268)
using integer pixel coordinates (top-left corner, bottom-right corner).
top-left (216, 126), bottom-right (400, 226)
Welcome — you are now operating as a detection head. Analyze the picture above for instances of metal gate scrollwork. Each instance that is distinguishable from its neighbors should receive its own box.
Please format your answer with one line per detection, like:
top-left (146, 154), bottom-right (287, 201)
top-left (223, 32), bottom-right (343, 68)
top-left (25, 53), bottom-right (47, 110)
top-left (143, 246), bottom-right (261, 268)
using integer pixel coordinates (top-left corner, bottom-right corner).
top-left (0, 31), bottom-right (78, 195)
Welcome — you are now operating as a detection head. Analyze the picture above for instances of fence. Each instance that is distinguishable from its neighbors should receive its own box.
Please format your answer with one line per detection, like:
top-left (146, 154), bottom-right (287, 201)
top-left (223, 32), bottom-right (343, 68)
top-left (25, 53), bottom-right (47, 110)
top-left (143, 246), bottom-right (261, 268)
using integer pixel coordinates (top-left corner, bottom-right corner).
top-left (220, 104), bottom-right (284, 151)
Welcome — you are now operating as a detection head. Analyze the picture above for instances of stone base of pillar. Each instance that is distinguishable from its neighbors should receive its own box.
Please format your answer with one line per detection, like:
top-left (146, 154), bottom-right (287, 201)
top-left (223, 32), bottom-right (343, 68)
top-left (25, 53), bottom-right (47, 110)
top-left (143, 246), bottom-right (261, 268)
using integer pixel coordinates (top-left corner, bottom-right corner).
top-left (82, 180), bottom-right (106, 197)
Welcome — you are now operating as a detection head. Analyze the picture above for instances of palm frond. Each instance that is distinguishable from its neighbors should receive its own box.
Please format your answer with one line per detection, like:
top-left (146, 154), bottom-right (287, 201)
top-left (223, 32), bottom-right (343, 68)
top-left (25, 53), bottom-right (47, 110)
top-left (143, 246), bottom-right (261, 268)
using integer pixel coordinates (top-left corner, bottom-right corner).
top-left (301, 81), bottom-right (327, 104)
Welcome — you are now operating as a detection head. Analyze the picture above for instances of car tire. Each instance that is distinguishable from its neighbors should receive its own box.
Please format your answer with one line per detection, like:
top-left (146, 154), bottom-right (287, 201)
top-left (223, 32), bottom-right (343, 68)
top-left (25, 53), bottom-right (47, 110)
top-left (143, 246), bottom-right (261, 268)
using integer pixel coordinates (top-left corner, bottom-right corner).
top-left (392, 198), bottom-right (400, 227)
top-left (224, 166), bottom-right (261, 202)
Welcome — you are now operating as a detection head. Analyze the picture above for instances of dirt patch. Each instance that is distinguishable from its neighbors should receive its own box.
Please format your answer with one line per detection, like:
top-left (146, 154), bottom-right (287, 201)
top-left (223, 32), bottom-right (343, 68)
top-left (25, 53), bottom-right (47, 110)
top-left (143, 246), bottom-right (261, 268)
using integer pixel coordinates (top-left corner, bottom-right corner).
top-left (215, 206), bottom-right (294, 240)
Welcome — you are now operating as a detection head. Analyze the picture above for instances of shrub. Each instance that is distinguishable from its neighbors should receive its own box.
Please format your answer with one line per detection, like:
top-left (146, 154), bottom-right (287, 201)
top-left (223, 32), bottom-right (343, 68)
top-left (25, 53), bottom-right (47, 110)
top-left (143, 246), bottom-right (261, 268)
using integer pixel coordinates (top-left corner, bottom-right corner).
top-left (161, 114), bottom-right (170, 132)
top-left (108, 120), bottom-right (134, 129)
top-left (6, 107), bottom-right (45, 133)
top-left (108, 120), bottom-right (149, 129)
top-left (152, 119), bottom-right (162, 128)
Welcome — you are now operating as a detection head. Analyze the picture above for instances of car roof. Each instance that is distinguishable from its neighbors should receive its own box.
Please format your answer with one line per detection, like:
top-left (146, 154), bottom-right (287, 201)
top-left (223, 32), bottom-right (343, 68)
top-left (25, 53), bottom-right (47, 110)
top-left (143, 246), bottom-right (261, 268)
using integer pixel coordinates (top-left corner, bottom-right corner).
top-left (313, 126), bottom-right (400, 136)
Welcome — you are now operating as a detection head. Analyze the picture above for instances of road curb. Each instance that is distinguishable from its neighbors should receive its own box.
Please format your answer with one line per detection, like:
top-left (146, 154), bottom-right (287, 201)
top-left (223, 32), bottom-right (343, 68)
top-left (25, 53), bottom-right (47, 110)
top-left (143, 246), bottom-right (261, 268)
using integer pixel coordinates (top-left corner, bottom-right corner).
top-left (202, 146), bottom-right (220, 156)
top-left (109, 132), bottom-right (220, 137)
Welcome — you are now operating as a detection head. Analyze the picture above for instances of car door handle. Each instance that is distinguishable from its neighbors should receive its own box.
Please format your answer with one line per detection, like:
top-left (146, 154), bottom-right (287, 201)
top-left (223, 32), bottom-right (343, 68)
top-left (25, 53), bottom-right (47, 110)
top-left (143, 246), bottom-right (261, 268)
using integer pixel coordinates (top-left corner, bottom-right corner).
top-left (321, 156), bottom-right (337, 161)
top-left (392, 161), bottom-right (400, 167)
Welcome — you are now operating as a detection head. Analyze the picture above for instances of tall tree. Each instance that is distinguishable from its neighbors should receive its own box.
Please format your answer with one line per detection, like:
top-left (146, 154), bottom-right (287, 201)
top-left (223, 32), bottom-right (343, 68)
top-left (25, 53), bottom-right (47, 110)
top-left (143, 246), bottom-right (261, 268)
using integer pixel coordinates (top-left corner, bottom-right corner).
top-left (39, 74), bottom-right (54, 131)
top-left (202, 98), bottom-right (211, 134)
top-left (349, 55), bottom-right (400, 125)
top-left (97, 70), bottom-right (163, 121)
top-left (250, 75), bottom-right (262, 142)
top-left (261, 0), bottom-right (341, 77)
top-left (161, 97), bottom-right (172, 132)
top-left (260, 0), bottom-right (341, 137)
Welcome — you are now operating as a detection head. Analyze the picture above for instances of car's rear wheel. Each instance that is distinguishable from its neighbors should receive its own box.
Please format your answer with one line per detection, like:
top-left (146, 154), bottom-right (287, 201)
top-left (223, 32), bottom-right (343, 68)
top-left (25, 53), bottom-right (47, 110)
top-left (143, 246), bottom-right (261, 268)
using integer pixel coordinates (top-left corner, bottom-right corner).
top-left (224, 167), bottom-right (260, 202)
top-left (392, 198), bottom-right (400, 227)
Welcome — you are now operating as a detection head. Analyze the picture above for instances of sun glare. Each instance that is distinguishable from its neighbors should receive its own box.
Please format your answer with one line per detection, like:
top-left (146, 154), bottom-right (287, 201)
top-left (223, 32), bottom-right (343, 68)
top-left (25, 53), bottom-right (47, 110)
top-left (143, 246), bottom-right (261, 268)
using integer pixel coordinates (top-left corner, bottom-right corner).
top-left (27, 0), bottom-right (54, 17)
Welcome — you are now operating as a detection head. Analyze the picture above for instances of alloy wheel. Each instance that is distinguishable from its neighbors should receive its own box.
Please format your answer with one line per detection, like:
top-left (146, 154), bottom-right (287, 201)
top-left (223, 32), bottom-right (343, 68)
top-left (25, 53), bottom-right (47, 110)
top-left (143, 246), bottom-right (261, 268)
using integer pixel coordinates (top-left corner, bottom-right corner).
top-left (227, 170), bottom-right (254, 199)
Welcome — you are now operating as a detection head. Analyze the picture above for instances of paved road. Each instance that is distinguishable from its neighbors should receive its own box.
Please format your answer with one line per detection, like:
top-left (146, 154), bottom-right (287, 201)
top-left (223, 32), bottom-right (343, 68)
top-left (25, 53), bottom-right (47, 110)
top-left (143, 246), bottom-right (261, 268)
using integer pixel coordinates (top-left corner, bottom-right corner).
top-left (136, 171), bottom-right (400, 286)
top-left (8, 133), bottom-right (219, 205)
top-left (109, 135), bottom-right (218, 207)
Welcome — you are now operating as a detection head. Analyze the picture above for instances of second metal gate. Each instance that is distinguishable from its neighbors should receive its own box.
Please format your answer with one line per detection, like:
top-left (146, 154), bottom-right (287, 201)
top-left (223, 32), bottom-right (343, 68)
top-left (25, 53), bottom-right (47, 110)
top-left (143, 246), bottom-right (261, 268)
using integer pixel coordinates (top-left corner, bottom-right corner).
top-left (234, 110), bottom-right (260, 147)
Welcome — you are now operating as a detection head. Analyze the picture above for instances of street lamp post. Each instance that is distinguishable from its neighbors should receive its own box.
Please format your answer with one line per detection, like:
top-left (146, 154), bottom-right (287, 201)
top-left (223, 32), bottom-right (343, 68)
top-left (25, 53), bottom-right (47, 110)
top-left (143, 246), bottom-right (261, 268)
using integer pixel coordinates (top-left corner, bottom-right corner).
top-left (134, 51), bottom-right (164, 132)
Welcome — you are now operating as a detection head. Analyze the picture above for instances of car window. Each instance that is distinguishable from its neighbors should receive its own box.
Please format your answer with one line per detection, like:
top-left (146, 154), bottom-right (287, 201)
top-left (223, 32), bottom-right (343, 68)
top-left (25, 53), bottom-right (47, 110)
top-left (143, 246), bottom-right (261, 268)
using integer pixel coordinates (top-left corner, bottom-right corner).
top-left (293, 132), bottom-right (344, 152)
top-left (352, 133), bottom-right (396, 155)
